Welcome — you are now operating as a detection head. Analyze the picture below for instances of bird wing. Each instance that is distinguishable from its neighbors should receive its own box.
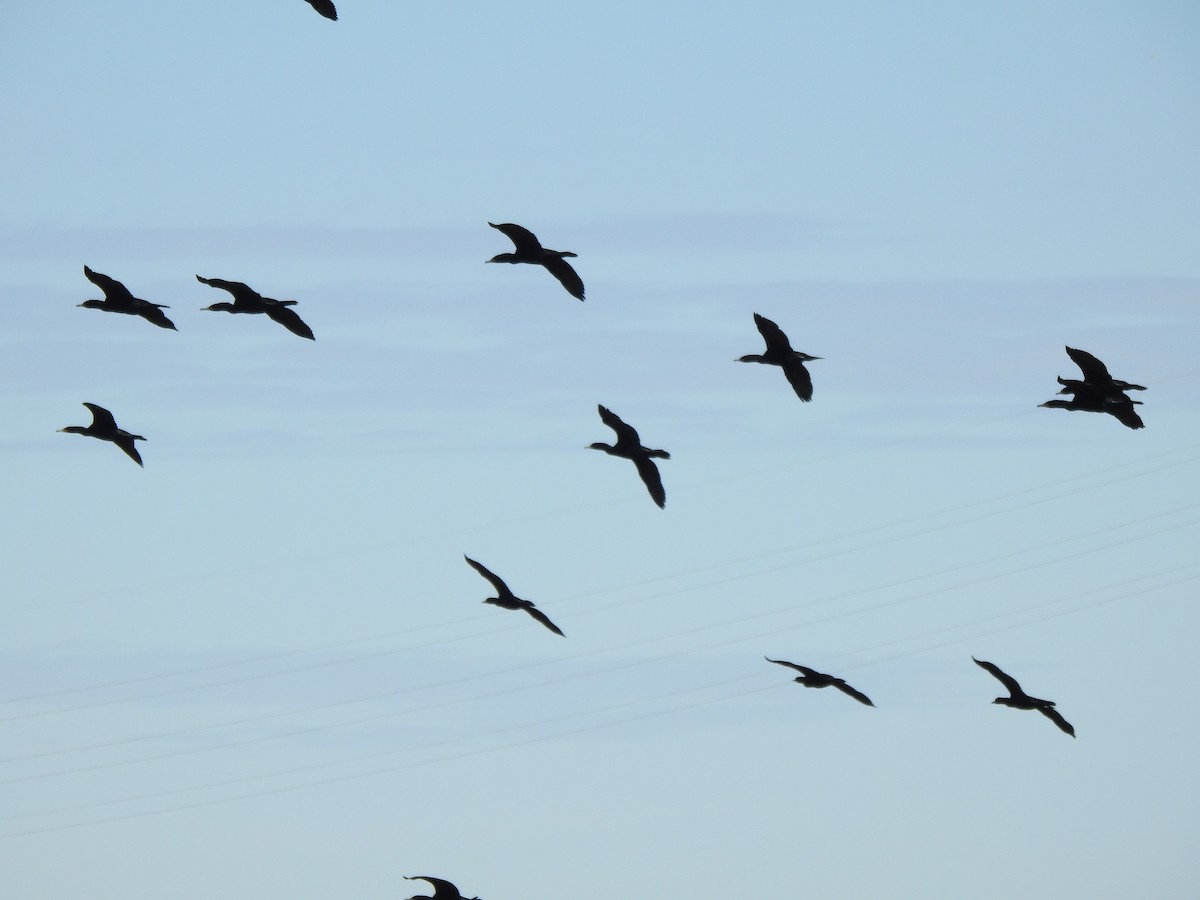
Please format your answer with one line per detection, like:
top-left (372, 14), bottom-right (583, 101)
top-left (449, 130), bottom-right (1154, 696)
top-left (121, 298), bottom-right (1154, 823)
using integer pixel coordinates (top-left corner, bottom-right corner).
top-left (1038, 705), bottom-right (1076, 738)
top-left (136, 303), bottom-right (177, 330)
top-left (524, 604), bottom-right (565, 636)
top-left (972, 657), bottom-right (1024, 697)
top-left (833, 681), bottom-right (874, 706)
top-left (542, 255), bottom-right (585, 300)
top-left (196, 275), bottom-right (258, 305)
top-left (753, 313), bottom-right (793, 353)
top-left (264, 304), bottom-right (315, 340)
top-left (1065, 346), bottom-right (1113, 383)
top-left (305, 0), bottom-right (338, 19)
top-left (597, 405), bottom-right (639, 443)
top-left (1105, 396), bottom-right (1145, 430)
top-left (633, 454), bottom-right (666, 508)
top-left (405, 876), bottom-right (461, 898)
top-left (464, 556), bottom-right (514, 599)
top-left (82, 403), bottom-right (118, 432)
top-left (113, 434), bottom-right (144, 467)
top-left (780, 358), bottom-right (814, 402)
top-left (765, 657), bottom-right (820, 678)
top-left (83, 266), bottom-right (133, 303)
top-left (489, 221), bottom-right (542, 253)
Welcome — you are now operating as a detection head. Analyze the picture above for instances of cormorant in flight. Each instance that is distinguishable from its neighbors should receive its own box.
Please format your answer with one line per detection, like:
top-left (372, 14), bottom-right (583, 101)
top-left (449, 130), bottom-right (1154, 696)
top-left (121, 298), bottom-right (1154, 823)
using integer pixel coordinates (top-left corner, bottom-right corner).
top-left (404, 876), bottom-right (480, 900)
top-left (973, 657), bottom-right (1075, 737)
top-left (765, 657), bottom-right (874, 706)
top-left (587, 405), bottom-right (670, 508)
top-left (58, 403), bottom-right (146, 466)
top-left (1056, 346), bottom-right (1146, 396)
top-left (464, 556), bottom-right (565, 636)
top-left (196, 275), bottom-right (315, 340)
top-left (487, 222), bottom-right (585, 301)
top-left (79, 266), bottom-right (176, 331)
top-left (737, 313), bottom-right (821, 401)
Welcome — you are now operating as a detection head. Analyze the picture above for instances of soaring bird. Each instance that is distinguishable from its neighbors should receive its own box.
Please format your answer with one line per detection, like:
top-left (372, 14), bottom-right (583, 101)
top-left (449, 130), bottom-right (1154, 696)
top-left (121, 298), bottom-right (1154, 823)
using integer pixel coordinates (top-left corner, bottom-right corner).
top-left (765, 657), bottom-right (874, 707)
top-left (486, 222), bottom-right (585, 301)
top-left (79, 266), bottom-right (177, 331)
top-left (1056, 346), bottom-right (1146, 396)
top-left (464, 556), bottom-right (564, 636)
top-left (973, 657), bottom-right (1075, 737)
top-left (58, 403), bottom-right (146, 466)
top-left (404, 876), bottom-right (479, 900)
top-left (737, 313), bottom-right (822, 401)
top-left (196, 275), bottom-right (315, 340)
top-left (1039, 389), bottom-right (1145, 430)
top-left (304, 0), bottom-right (337, 20)
top-left (587, 405), bottom-right (670, 508)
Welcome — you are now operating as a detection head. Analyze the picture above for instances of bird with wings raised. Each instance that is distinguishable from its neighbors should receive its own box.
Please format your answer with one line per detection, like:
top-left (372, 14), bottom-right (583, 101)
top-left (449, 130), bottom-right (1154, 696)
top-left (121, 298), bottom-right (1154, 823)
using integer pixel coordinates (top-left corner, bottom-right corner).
top-left (765, 657), bottom-right (874, 707)
top-left (737, 312), bottom-right (822, 402)
top-left (196, 275), bottom-right (315, 340)
top-left (973, 657), bottom-right (1075, 737)
top-left (79, 265), bottom-right (177, 331)
top-left (58, 403), bottom-right (147, 467)
top-left (587, 404), bottom-right (670, 508)
top-left (464, 556), bottom-right (564, 636)
top-left (486, 221), bottom-right (585, 301)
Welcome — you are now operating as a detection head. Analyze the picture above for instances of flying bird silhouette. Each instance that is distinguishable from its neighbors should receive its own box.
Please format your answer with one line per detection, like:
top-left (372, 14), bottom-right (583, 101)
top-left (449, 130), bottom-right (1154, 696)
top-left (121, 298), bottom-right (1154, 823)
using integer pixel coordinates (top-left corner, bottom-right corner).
top-left (1056, 346), bottom-right (1146, 396)
top-left (1040, 345), bottom-right (1145, 429)
top-left (973, 657), bottom-right (1075, 737)
top-left (487, 222), bottom-right (585, 301)
top-left (765, 657), bottom-right (874, 706)
top-left (79, 265), bottom-right (177, 330)
top-left (304, 0), bottom-right (337, 20)
top-left (58, 403), bottom-right (146, 466)
top-left (196, 275), bottom-right (315, 340)
top-left (465, 556), bottom-right (564, 636)
top-left (587, 404), bottom-right (670, 508)
top-left (737, 313), bottom-right (822, 401)
top-left (404, 875), bottom-right (480, 900)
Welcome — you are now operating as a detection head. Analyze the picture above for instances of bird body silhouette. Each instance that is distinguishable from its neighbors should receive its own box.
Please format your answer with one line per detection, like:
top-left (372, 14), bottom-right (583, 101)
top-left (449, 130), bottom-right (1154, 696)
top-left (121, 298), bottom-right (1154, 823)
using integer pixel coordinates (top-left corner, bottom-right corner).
top-left (588, 405), bottom-right (669, 508)
top-left (58, 403), bottom-right (146, 466)
top-left (1041, 346), bottom-right (1144, 429)
top-left (465, 556), bottom-right (564, 636)
top-left (404, 875), bottom-right (479, 900)
top-left (973, 657), bottom-right (1075, 737)
top-left (305, 0), bottom-right (337, 19)
top-left (765, 657), bottom-right (874, 706)
top-left (79, 265), bottom-right (176, 330)
top-left (487, 222), bottom-right (585, 300)
top-left (196, 275), bottom-right (315, 340)
top-left (738, 313), bottom-right (821, 401)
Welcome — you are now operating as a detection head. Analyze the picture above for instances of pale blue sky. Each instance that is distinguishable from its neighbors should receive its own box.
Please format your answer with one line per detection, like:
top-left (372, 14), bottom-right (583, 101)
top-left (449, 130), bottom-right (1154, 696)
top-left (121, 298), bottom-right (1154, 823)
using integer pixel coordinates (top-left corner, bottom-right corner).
top-left (1, 2), bottom-right (1198, 898)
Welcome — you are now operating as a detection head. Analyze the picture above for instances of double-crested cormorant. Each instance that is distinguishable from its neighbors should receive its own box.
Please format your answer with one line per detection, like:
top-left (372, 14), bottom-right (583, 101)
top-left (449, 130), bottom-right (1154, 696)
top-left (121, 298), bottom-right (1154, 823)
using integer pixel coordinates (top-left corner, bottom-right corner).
top-left (1041, 345), bottom-right (1145, 429)
top-left (765, 657), bottom-right (874, 707)
top-left (79, 266), bottom-right (177, 331)
top-left (404, 876), bottom-right (480, 900)
top-left (1056, 346), bottom-right (1146, 396)
top-left (196, 275), bottom-right (315, 340)
top-left (973, 657), bottom-right (1075, 737)
top-left (737, 313), bottom-right (822, 401)
top-left (587, 404), bottom-right (670, 508)
top-left (305, 0), bottom-right (337, 19)
top-left (486, 222), bottom-right (585, 301)
top-left (58, 403), bottom-right (146, 466)
top-left (465, 556), bottom-right (564, 636)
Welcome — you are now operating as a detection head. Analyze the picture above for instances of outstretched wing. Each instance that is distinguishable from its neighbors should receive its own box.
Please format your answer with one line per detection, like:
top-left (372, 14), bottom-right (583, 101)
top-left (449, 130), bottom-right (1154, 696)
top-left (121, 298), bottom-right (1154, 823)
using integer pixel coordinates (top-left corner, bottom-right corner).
top-left (765, 657), bottom-right (820, 678)
top-left (464, 555), bottom-right (513, 599)
top-left (83, 266), bottom-right (133, 303)
top-left (833, 680), bottom-right (874, 707)
top-left (265, 304), bottom-right (315, 340)
top-left (972, 657), bottom-right (1024, 697)
top-left (82, 403), bottom-right (118, 432)
top-left (1065, 346), bottom-right (1113, 383)
top-left (597, 405), bottom-right (639, 443)
top-left (753, 313), bottom-right (793, 353)
top-left (196, 275), bottom-right (259, 305)
top-left (305, 0), bottom-right (338, 20)
top-left (542, 255), bottom-right (585, 300)
top-left (780, 358), bottom-right (814, 402)
top-left (524, 604), bottom-right (565, 637)
top-left (1105, 396), bottom-right (1145, 430)
top-left (1038, 705), bottom-right (1076, 738)
top-left (113, 434), bottom-right (144, 467)
top-left (633, 455), bottom-right (666, 508)
top-left (404, 875), bottom-right (462, 899)
top-left (489, 221), bottom-right (542, 253)
top-left (136, 303), bottom-right (177, 330)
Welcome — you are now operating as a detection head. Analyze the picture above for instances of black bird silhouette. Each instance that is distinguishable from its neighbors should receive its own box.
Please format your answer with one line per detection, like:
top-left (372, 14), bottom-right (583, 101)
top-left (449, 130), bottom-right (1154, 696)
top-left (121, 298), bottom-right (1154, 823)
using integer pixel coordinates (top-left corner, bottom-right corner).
top-left (79, 266), bottom-right (177, 331)
top-left (465, 556), bottom-right (564, 636)
top-left (588, 405), bottom-right (670, 508)
top-left (973, 657), bottom-right (1075, 737)
top-left (196, 275), bottom-right (315, 340)
top-left (486, 222), bottom-right (585, 301)
top-left (404, 876), bottom-right (479, 900)
top-left (1039, 389), bottom-right (1145, 430)
top-left (58, 403), bottom-right (146, 466)
top-left (737, 313), bottom-right (822, 401)
top-left (305, 0), bottom-right (337, 20)
top-left (765, 657), bottom-right (874, 707)
top-left (1056, 346), bottom-right (1146, 396)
